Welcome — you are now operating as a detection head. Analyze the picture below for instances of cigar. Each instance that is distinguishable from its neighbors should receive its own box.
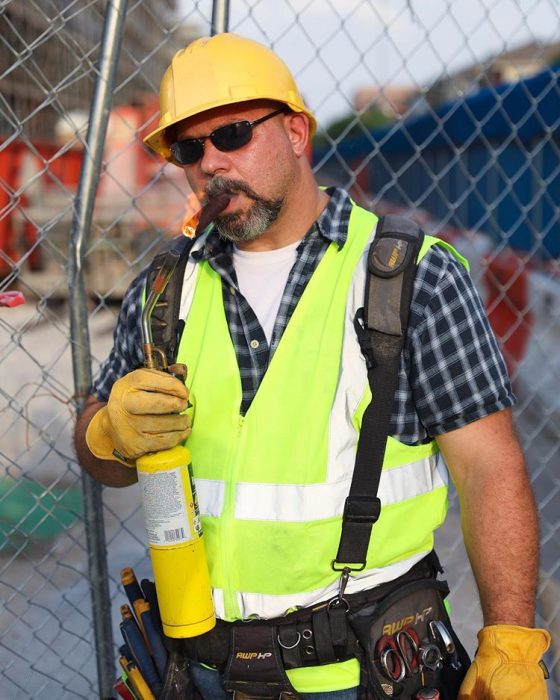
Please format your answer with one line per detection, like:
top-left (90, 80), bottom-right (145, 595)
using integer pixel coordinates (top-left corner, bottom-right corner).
top-left (195, 193), bottom-right (231, 236)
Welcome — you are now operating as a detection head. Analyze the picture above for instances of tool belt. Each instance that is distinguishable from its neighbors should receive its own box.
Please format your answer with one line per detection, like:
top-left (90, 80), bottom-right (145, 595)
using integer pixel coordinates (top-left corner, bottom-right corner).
top-left (165, 552), bottom-right (469, 699)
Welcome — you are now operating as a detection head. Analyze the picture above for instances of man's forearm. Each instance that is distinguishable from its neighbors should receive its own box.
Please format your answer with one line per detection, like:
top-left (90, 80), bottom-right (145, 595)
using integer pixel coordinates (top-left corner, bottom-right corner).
top-left (459, 456), bottom-right (538, 627)
top-left (74, 394), bottom-right (138, 487)
top-left (438, 410), bottom-right (539, 628)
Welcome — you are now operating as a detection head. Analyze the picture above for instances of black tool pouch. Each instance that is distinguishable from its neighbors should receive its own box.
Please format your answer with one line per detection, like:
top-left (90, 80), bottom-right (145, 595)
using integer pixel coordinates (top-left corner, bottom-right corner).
top-left (223, 623), bottom-right (301, 699)
top-left (348, 578), bottom-right (470, 700)
top-left (160, 638), bottom-right (201, 700)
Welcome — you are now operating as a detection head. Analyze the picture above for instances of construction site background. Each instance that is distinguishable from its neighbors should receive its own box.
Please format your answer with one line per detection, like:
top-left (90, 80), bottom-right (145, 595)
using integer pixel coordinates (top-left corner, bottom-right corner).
top-left (0, 1), bottom-right (559, 698)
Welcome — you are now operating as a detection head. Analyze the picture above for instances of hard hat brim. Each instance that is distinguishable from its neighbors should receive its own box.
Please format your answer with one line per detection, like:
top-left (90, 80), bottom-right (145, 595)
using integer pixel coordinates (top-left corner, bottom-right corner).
top-left (143, 98), bottom-right (317, 165)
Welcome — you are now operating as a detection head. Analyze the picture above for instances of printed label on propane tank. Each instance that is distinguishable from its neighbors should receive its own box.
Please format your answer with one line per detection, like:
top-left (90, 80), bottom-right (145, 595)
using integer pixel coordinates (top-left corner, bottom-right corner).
top-left (188, 462), bottom-right (203, 536)
top-left (137, 467), bottom-right (193, 545)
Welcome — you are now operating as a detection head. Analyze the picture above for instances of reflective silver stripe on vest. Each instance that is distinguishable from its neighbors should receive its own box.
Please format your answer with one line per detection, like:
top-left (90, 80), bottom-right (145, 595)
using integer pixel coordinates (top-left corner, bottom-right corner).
top-left (194, 455), bottom-right (446, 520)
top-left (210, 551), bottom-right (428, 620)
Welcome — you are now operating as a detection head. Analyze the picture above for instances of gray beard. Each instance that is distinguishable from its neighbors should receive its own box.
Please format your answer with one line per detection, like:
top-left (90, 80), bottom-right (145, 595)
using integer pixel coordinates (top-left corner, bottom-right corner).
top-left (204, 177), bottom-right (284, 243)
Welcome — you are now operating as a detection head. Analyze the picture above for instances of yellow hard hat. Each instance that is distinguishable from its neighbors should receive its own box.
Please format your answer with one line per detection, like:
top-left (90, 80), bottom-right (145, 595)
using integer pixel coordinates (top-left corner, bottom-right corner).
top-left (143, 33), bottom-right (316, 163)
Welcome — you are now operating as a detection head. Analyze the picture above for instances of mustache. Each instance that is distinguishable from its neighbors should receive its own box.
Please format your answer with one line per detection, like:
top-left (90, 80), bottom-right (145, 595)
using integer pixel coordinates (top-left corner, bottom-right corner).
top-left (204, 177), bottom-right (260, 203)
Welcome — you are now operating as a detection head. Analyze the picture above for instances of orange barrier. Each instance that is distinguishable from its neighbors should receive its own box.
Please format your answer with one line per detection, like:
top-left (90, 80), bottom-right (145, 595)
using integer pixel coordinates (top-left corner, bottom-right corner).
top-left (0, 139), bottom-right (84, 277)
top-left (0, 141), bottom-right (19, 276)
top-left (483, 250), bottom-right (533, 376)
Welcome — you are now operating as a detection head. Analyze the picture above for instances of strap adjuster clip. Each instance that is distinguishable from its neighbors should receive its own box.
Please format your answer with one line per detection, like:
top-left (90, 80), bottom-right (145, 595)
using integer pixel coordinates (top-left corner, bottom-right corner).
top-left (343, 495), bottom-right (381, 524)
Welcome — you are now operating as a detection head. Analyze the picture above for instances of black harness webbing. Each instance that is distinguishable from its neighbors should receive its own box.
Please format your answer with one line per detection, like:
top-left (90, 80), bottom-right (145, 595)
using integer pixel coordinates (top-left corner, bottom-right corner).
top-left (333, 215), bottom-right (424, 571)
top-left (146, 234), bottom-right (196, 366)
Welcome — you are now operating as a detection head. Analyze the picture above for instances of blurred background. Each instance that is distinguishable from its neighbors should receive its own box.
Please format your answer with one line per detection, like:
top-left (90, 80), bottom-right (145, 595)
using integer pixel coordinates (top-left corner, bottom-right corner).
top-left (0, 0), bottom-right (559, 697)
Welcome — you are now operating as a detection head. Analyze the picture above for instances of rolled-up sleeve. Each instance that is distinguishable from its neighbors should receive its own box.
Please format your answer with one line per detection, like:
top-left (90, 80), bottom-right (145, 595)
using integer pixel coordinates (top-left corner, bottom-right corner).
top-left (392, 244), bottom-right (515, 444)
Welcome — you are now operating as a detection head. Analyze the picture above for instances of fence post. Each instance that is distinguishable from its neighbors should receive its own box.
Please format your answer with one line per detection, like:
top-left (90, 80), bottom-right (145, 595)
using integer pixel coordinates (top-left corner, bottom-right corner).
top-left (68, 0), bottom-right (129, 696)
top-left (211, 0), bottom-right (230, 34)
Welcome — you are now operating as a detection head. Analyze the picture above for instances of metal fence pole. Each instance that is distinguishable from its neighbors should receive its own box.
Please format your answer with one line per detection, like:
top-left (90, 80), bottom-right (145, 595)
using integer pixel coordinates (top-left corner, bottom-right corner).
top-left (68, 0), bottom-right (129, 696)
top-left (211, 0), bottom-right (230, 34)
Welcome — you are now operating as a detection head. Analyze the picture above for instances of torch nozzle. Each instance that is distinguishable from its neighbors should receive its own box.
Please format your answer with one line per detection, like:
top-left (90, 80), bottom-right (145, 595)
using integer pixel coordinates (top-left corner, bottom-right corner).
top-left (141, 250), bottom-right (181, 366)
top-left (141, 194), bottom-right (230, 369)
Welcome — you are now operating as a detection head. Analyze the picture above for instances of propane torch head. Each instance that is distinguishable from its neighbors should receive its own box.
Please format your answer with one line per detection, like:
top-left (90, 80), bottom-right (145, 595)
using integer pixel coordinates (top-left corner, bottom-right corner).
top-left (142, 194), bottom-right (230, 370)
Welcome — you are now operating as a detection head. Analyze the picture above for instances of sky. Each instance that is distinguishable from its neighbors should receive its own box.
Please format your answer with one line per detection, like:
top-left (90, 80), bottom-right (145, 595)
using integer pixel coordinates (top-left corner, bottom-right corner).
top-left (183, 0), bottom-right (560, 126)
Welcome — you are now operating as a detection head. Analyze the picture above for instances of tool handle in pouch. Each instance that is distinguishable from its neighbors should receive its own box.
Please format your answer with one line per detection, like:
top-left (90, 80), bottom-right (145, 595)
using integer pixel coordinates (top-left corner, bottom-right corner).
top-left (136, 445), bottom-right (215, 638)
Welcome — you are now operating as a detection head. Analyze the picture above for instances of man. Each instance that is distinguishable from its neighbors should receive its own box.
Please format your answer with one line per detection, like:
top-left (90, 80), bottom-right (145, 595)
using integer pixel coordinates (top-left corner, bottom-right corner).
top-left (75, 33), bottom-right (550, 699)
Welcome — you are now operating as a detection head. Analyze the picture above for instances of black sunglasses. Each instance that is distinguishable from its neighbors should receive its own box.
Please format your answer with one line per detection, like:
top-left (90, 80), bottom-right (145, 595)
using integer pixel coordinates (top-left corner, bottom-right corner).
top-left (170, 108), bottom-right (287, 165)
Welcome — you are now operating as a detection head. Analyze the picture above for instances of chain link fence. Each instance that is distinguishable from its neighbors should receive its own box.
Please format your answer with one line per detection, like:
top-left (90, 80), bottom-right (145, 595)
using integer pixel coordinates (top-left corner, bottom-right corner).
top-left (1, 0), bottom-right (559, 697)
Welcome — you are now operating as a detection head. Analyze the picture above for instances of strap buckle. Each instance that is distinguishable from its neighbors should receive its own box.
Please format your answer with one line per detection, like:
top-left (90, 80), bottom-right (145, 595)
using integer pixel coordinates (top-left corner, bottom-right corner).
top-left (353, 309), bottom-right (376, 369)
top-left (331, 559), bottom-right (366, 573)
top-left (343, 495), bottom-right (381, 524)
top-left (331, 497), bottom-right (381, 573)
top-left (328, 566), bottom-right (352, 611)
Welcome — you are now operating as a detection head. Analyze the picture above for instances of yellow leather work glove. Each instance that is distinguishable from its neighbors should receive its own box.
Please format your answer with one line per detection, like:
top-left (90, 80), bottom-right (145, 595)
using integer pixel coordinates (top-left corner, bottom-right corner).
top-left (85, 368), bottom-right (191, 465)
top-left (458, 625), bottom-right (550, 699)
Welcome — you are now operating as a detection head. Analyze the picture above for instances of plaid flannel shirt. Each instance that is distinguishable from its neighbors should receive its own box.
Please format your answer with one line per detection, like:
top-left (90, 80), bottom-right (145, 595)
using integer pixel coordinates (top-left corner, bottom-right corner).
top-left (91, 187), bottom-right (514, 445)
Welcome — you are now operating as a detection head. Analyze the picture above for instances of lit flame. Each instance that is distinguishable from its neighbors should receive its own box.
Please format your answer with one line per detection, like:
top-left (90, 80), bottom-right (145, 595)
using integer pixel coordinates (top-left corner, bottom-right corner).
top-left (182, 191), bottom-right (202, 238)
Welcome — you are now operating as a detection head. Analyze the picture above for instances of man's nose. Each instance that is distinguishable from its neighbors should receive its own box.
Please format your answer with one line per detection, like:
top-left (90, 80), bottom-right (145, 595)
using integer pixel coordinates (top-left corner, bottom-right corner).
top-left (199, 139), bottom-right (231, 177)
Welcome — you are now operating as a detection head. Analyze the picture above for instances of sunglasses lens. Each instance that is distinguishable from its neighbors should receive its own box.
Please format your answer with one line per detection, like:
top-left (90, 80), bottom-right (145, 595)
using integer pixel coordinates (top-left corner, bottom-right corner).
top-left (170, 118), bottom-right (260, 165)
top-left (171, 139), bottom-right (204, 165)
top-left (211, 121), bottom-right (252, 152)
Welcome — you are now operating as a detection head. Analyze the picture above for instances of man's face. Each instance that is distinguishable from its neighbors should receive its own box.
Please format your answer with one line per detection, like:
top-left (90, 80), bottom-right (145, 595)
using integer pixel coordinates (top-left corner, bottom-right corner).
top-left (173, 101), bottom-right (298, 244)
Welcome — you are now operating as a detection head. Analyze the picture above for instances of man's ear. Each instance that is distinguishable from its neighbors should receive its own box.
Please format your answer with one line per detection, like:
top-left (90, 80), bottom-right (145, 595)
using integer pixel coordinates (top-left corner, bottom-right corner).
top-left (284, 111), bottom-right (310, 158)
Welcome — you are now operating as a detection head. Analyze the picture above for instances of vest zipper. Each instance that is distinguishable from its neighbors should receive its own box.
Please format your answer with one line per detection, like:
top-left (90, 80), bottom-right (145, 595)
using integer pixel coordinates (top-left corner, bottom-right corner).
top-left (220, 414), bottom-right (245, 619)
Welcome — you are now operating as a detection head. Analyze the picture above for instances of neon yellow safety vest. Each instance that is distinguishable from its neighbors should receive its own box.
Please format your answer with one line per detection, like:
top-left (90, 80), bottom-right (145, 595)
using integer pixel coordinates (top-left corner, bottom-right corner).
top-left (175, 201), bottom-right (468, 693)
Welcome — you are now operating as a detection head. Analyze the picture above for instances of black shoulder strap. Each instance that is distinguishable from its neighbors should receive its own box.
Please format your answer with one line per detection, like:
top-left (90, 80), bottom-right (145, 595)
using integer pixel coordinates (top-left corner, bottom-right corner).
top-left (333, 215), bottom-right (424, 572)
top-left (146, 234), bottom-right (196, 365)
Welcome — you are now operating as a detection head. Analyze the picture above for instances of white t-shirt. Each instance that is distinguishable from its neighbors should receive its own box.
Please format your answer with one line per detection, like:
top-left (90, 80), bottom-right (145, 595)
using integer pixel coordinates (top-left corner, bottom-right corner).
top-left (233, 240), bottom-right (301, 343)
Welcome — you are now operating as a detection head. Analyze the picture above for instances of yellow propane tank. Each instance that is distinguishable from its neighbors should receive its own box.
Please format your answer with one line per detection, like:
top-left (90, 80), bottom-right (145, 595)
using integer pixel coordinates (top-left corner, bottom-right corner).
top-left (135, 194), bottom-right (231, 640)
top-left (136, 444), bottom-right (215, 638)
